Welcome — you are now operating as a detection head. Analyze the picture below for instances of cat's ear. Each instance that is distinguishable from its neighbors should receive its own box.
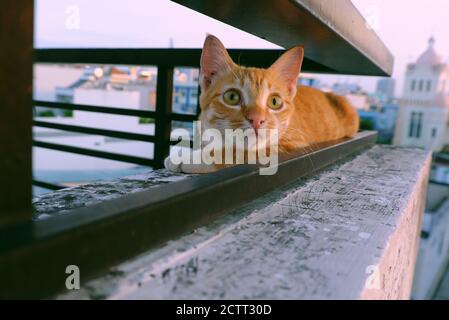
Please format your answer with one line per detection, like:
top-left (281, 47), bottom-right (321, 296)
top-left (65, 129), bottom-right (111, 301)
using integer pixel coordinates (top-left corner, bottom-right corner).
top-left (269, 46), bottom-right (304, 97)
top-left (200, 34), bottom-right (235, 91)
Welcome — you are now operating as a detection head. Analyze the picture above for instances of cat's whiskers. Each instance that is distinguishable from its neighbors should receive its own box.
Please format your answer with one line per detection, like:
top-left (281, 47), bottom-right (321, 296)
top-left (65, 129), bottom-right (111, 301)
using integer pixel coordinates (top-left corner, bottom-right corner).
top-left (280, 127), bottom-right (318, 172)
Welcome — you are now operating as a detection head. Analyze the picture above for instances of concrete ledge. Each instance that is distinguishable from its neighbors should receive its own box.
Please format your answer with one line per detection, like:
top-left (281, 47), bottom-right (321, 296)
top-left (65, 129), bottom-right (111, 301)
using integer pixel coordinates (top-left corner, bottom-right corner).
top-left (33, 171), bottom-right (192, 220)
top-left (51, 145), bottom-right (430, 299)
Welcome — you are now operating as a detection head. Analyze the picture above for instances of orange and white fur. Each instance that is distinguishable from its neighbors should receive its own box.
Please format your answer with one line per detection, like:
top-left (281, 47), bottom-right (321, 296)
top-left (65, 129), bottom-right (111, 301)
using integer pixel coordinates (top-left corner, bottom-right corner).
top-left (165, 35), bottom-right (359, 173)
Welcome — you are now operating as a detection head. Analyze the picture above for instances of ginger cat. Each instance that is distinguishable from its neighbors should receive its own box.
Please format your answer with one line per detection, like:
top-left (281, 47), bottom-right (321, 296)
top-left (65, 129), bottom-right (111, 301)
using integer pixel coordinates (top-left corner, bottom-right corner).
top-left (165, 35), bottom-right (359, 174)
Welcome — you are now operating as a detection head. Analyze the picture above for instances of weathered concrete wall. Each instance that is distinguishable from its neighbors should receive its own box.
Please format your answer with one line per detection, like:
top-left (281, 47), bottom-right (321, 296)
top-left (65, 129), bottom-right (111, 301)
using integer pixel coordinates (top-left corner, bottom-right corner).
top-left (361, 151), bottom-right (429, 299)
top-left (33, 171), bottom-right (191, 220)
top-left (47, 145), bottom-right (430, 300)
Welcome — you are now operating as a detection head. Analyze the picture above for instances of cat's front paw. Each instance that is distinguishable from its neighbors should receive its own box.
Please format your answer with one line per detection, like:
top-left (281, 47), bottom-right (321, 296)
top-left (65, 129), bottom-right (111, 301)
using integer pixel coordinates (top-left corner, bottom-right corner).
top-left (164, 156), bottom-right (182, 173)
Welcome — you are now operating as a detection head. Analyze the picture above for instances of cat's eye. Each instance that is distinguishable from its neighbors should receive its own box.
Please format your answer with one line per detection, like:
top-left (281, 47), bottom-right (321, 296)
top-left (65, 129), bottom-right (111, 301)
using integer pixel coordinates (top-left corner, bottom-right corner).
top-left (267, 94), bottom-right (283, 110)
top-left (223, 89), bottom-right (241, 106)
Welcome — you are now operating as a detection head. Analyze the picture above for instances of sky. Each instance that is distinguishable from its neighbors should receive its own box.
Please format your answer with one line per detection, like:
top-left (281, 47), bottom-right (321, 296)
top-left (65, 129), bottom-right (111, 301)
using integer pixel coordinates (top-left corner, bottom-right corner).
top-left (34, 0), bottom-right (449, 96)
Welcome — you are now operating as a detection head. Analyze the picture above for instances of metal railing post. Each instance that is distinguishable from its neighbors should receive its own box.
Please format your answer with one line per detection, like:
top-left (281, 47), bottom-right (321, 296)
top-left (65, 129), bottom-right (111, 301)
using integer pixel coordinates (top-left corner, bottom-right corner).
top-left (154, 66), bottom-right (174, 168)
top-left (0, 0), bottom-right (33, 226)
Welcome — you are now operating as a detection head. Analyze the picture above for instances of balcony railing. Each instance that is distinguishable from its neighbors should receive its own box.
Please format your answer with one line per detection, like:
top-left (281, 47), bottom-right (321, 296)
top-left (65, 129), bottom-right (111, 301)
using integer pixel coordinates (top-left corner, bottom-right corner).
top-left (3, 0), bottom-right (418, 299)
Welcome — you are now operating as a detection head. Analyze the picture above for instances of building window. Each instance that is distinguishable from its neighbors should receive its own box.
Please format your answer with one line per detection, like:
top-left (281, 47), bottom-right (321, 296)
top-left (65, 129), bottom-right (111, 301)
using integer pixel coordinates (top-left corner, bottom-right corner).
top-left (409, 112), bottom-right (416, 137)
top-left (432, 127), bottom-right (437, 138)
top-left (418, 80), bottom-right (424, 92)
top-left (409, 112), bottom-right (423, 138)
top-left (417, 113), bottom-right (423, 138)
top-left (426, 80), bottom-right (432, 92)
top-left (411, 80), bottom-right (416, 91)
top-left (408, 112), bottom-right (415, 137)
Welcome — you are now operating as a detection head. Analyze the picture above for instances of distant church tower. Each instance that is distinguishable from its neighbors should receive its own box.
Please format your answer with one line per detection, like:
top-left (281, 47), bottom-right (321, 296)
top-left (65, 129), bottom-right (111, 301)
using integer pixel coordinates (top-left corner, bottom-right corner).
top-left (393, 37), bottom-right (449, 151)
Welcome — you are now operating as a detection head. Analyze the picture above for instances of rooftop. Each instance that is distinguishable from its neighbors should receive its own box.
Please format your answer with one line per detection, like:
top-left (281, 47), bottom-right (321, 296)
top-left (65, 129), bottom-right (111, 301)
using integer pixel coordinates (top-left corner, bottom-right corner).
top-left (416, 37), bottom-right (444, 66)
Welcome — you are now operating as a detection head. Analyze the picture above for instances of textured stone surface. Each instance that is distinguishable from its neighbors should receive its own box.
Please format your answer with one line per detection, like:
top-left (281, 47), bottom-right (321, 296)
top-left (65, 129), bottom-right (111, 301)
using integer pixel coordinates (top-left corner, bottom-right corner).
top-left (54, 145), bottom-right (430, 300)
top-left (33, 170), bottom-right (192, 220)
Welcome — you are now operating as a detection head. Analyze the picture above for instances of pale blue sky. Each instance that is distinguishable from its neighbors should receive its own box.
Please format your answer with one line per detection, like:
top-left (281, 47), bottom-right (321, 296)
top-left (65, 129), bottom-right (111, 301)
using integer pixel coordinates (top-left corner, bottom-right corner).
top-left (35, 0), bottom-right (449, 96)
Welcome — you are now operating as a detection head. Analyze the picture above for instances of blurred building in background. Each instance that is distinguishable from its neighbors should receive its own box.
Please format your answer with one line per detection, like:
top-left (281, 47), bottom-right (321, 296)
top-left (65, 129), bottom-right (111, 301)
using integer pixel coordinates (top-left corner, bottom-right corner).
top-left (358, 102), bottom-right (399, 144)
top-left (376, 78), bottom-right (396, 102)
top-left (393, 37), bottom-right (449, 151)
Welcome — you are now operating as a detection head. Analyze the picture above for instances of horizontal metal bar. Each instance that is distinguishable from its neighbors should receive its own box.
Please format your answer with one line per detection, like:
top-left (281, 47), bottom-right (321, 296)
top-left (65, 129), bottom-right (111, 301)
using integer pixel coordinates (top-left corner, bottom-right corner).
top-left (34, 48), bottom-right (334, 74)
top-left (32, 179), bottom-right (65, 191)
top-left (33, 140), bottom-right (155, 167)
top-left (0, 131), bottom-right (377, 298)
top-left (433, 153), bottom-right (449, 165)
top-left (34, 100), bottom-right (156, 118)
top-left (170, 138), bottom-right (193, 149)
top-left (429, 179), bottom-right (449, 188)
top-left (170, 113), bottom-right (197, 122)
top-left (33, 101), bottom-right (197, 123)
top-left (33, 120), bottom-right (155, 142)
top-left (172, 0), bottom-right (394, 76)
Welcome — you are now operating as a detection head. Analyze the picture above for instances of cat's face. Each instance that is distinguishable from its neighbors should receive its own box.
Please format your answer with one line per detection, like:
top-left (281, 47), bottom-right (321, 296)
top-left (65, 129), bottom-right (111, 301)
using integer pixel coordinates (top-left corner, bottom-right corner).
top-left (199, 35), bottom-right (304, 139)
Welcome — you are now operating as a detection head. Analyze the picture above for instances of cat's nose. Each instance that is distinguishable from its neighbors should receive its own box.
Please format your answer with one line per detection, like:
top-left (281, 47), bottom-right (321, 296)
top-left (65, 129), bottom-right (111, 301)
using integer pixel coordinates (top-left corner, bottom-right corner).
top-left (246, 116), bottom-right (265, 131)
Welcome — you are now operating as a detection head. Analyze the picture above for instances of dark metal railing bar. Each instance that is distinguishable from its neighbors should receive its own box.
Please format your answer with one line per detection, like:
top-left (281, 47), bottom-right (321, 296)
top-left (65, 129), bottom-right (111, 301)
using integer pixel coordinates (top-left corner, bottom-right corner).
top-left (33, 140), bottom-right (155, 167)
top-left (33, 100), bottom-right (156, 118)
top-left (33, 121), bottom-right (156, 143)
top-left (32, 179), bottom-right (65, 191)
top-left (153, 66), bottom-right (174, 168)
top-left (34, 48), bottom-right (287, 70)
